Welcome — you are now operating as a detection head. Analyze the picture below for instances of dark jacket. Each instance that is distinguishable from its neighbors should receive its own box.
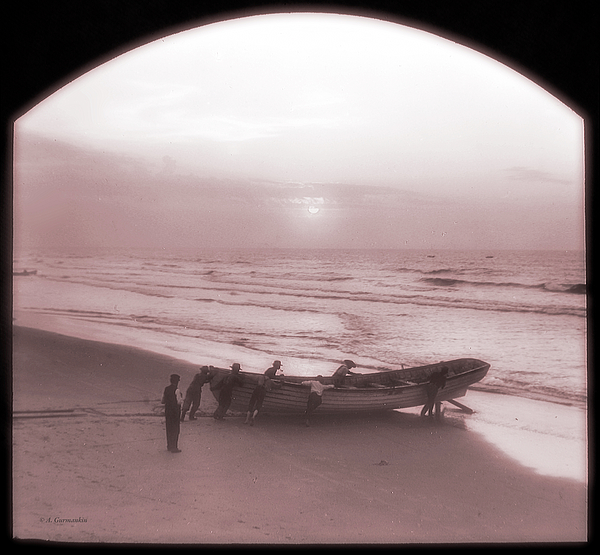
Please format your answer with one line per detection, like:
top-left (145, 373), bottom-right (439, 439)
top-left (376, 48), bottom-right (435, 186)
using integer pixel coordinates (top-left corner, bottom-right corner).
top-left (429, 371), bottom-right (447, 390)
top-left (162, 384), bottom-right (181, 416)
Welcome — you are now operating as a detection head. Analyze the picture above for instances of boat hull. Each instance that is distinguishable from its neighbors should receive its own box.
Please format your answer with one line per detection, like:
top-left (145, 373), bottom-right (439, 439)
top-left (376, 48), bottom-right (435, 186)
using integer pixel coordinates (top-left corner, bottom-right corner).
top-left (210, 358), bottom-right (489, 415)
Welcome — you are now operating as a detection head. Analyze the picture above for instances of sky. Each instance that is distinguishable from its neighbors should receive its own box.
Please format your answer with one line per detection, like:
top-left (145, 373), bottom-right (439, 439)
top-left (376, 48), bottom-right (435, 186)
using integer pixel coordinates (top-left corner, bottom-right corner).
top-left (13, 12), bottom-right (585, 251)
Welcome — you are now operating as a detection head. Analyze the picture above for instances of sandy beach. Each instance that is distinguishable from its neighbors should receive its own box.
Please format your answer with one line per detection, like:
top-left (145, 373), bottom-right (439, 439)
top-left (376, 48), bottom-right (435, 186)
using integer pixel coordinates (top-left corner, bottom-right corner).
top-left (12, 325), bottom-right (588, 544)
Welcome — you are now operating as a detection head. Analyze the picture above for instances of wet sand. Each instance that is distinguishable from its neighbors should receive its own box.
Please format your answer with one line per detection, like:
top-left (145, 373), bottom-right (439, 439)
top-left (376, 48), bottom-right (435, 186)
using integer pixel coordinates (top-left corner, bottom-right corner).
top-left (12, 326), bottom-right (587, 543)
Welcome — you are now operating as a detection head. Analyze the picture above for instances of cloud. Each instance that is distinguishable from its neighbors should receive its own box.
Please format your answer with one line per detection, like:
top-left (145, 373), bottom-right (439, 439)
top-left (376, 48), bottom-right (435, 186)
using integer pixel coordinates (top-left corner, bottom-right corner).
top-left (504, 166), bottom-right (572, 185)
top-left (13, 132), bottom-right (583, 252)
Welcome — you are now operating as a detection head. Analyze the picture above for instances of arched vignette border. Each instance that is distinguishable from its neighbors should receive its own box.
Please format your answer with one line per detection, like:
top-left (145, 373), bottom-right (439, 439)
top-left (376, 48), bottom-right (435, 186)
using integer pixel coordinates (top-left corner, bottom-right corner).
top-left (4, 1), bottom-right (596, 120)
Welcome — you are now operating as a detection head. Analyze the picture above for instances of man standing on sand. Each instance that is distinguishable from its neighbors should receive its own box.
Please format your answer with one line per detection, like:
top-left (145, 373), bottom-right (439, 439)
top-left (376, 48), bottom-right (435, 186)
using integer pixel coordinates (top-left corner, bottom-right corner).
top-left (421, 367), bottom-right (449, 418)
top-left (300, 376), bottom-right (335, 427)
top-left (162, 373), bottom-right (183, 453)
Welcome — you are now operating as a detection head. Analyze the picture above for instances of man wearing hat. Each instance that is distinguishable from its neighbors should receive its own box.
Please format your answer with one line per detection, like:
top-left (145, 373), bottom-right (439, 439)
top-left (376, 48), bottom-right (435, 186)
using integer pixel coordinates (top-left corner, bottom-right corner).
top-left (162, 373), bottom-right (183, 452)
top-left (213, 363), bottom-right (244, 420)
top-left (332, 360), bottom-right (357, 388)
top-left (264, 360), bottom-right (283, 379)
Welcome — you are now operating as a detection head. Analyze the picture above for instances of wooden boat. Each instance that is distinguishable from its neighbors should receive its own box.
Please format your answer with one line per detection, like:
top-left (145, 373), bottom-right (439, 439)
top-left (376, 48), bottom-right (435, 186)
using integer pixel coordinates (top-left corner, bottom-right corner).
top-left (209, 358), bottom-right (489, 415)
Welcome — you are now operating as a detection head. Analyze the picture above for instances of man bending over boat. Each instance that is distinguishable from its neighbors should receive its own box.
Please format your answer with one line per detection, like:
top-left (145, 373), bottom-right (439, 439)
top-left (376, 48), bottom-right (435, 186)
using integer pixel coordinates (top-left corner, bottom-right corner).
top-left (332, 359), bottom-right (357, 387)
top-left (264, 360), bottom-right (284, 379)
top-left (213, 363), bottom-right (244, 420)
top-left (301, 376), bottom-right (335, 427)
top-left (180, 366), bottom-right (214, 422)
top-left (420, 367), bottom-right (449, 418)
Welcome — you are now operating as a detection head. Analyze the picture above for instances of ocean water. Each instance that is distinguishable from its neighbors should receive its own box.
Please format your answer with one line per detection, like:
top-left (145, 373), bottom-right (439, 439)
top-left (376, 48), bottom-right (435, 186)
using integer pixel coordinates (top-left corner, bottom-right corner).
top-left (12, 247), bottom-right (587, 407)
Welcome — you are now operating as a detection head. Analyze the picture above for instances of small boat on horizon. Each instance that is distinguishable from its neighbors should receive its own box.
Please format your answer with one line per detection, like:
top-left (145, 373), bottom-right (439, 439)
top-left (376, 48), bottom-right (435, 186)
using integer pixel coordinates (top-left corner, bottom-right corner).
top-left (209, 358), bottom-right (490, 415)
top-left (13, 269), bottom-right (37, 276)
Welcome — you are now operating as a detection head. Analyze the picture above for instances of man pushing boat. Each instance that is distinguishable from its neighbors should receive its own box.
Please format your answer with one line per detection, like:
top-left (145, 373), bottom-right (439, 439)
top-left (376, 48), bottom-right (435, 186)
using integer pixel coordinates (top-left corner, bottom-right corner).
top-left (300, 376), bottom-right (335, 426)
top-left (420, 367), bottom-right (449, 418)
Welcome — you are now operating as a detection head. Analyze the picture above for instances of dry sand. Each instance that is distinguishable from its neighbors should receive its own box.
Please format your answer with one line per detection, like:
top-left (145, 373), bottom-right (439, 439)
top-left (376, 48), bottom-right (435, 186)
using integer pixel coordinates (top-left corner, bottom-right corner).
top-left (11, 326), bottom-right (588, 544)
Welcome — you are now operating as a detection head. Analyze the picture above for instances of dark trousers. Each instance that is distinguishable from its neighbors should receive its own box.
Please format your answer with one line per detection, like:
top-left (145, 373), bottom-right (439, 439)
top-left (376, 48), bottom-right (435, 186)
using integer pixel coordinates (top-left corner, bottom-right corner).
top-left (181, 393), bottom-right (201, 420)
top-left (247, 387), bottom-right (267, 413)
top-left (421, 384), bottom-right (440, 416)
top-left (213, 388), bottom-right (233, 419)
top-left (305, 392), bottom-right (323, 418)
top-left (165, 408), bottom-right (181, 450)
